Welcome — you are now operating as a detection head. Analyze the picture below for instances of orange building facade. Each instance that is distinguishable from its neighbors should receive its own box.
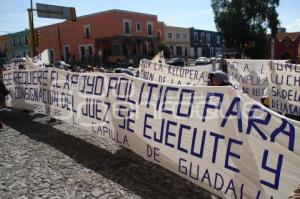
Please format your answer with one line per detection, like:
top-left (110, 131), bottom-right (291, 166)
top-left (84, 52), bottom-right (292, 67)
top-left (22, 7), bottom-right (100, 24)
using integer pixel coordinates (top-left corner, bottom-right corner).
top-left (37, 9), bottom-right (164, 65)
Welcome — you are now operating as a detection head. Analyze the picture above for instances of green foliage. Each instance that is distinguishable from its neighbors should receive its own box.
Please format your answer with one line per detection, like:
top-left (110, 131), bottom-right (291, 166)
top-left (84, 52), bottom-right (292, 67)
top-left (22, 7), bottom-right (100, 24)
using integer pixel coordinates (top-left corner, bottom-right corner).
top-left (158, 42), bottom-right (171, 59)
top-left (211, 0), bottom-right (280, 58)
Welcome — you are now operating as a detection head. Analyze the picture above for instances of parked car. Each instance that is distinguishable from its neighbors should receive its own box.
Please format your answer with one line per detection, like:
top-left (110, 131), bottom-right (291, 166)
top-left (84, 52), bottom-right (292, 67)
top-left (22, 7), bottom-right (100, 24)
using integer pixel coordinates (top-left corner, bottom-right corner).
top-left (10, 57), bottom-right (26, 63)
top-left (216, 55), bottom-right (223, 63)
top-left (195, 57), bottom-right (210, 65)
top-left (209, 57), bottom-right (216, 63)
top-left (166, 58), bottom-right (185, 67)
top-left (117, 59), bottom-right (134, 67)
top-left (114, 68), bottom-right (134, 76)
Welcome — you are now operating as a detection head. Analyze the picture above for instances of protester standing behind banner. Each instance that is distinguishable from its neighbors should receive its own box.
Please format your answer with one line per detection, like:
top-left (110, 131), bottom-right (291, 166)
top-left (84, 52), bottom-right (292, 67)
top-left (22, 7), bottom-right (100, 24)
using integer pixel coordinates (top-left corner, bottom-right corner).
top-left (220, 57), bottom-right (228, 73)
top-left (208, 71), bottom-right (232, 86)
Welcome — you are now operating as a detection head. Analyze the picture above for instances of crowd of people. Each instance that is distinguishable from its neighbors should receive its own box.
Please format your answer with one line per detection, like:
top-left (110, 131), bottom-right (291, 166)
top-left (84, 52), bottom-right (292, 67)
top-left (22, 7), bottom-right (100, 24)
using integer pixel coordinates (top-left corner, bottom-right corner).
top-left (0, 57), bottom-right (299, 128)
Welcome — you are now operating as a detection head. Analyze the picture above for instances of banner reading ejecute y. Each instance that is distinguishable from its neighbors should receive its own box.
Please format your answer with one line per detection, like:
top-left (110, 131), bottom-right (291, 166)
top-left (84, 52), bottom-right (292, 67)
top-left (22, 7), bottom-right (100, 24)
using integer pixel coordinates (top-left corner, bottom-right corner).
top-left (2, 67), bottom-right (300, 199)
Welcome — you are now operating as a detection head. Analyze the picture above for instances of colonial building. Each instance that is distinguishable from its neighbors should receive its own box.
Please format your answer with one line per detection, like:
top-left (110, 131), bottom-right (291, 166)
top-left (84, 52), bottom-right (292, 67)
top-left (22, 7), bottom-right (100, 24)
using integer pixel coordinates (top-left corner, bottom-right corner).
top-left (6, 30), bottom-right (30, 59)
top-left (36, 9), bottom-right (164, 65)
top-left (189, 28), bottom-right (222, 58)
top-left (269, 32), bottom-right (300, 63)
top-left (164, 26), bottom-right (190, 57)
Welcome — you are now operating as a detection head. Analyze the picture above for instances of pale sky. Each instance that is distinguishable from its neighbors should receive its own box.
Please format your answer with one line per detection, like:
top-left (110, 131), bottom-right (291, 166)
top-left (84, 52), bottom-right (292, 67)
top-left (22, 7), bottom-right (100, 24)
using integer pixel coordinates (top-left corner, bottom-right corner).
top-left (0, 0), bottom-right (299, 35)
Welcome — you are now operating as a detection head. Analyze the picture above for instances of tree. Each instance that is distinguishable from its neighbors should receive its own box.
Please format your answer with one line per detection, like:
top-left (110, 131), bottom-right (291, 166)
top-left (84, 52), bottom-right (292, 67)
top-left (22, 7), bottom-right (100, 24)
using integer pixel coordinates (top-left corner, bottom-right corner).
top-left (211, 0), bottom-right (280, 58)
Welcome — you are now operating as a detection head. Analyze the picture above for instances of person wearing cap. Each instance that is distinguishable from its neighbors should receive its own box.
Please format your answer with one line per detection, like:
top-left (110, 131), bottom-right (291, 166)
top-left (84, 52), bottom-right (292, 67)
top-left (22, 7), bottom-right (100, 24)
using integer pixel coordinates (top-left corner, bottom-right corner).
top-left (208, 71), bottom-right (232, 86)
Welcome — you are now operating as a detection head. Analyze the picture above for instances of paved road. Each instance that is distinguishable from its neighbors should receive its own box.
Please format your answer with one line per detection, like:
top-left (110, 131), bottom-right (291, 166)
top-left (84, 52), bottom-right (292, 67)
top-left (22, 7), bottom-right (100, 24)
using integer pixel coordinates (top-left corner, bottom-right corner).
top-left (0, 108), bottom-right (213, 199)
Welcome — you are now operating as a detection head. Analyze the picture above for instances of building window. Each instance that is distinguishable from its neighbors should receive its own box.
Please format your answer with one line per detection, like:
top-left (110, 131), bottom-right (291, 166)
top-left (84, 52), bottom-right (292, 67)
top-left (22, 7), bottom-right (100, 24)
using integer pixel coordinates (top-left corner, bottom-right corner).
top-left (183, 34), bottom-right (187, 40)
top-left (50, 49), bottom-right (54, 63)
top-left (216, 47), bottom-right (222, 56)
top-left (136, 23), bottom-right (141, 32)
top-left (147, 22), bottom-right (153, 36)
top-left (87, 45), bottom-right (93, 56)
top-left (123, 19), bottom-right (131, 35)
top-left (79, 45), bottom-right (93, 61)
top-left (217, 35), bottom-right (221, 44)
top-left (24, 36), bottom-right (28, 45)
top-left (12, 39), bottom-right (16, 46)
top-left (80, 46), bottom-right (85, 61)
top-left (206, 33), bottom-right (211, 43)
top-left (176, 33), bottom-right (180, 39)
top-left (176, 46), bottom-right (182, 56)
top-left (64, 45), bottom-right (70, 62)
top-left (84, 25), bottom-right (91, 38)
top-left (158, 30), bottom-right (162, 40)
top-left (201, 32), bottom-right (205, 42)
top-left (170, 45), bottom-right (174, 56)
top-left (19, 37), bottom-right (22, 45)
top-left (167, 33), bottom-right (172, 39)
top-left (194, 32), bottom-right (199, 44)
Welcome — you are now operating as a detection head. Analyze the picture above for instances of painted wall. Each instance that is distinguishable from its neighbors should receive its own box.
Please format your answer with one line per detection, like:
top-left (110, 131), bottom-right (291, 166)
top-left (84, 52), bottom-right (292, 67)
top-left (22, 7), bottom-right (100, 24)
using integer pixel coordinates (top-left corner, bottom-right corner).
top-left (164, 26), bottom-right (190, 57)
top-left (273, 36), bottom-right (300, 63)
top-left (7, 30), bottom-right (30, 59)
top-left (36, 9), bottom-right (164, 63)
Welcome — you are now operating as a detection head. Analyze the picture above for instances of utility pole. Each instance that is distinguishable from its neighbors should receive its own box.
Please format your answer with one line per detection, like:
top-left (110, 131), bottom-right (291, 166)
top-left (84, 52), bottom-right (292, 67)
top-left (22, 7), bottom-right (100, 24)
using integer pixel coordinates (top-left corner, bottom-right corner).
top-left (57, 25), bottom-right (63, 60)
top-left (28, 0), bottom-right (36, 57)
top-left (27, 2), bottom-right (76, 58)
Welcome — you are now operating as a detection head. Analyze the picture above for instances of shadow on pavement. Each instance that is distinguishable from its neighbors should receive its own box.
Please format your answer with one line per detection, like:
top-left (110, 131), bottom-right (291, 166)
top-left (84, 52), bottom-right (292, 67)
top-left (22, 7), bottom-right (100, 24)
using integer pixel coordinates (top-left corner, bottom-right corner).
top-left (0, 109), bottom-right (212, 199)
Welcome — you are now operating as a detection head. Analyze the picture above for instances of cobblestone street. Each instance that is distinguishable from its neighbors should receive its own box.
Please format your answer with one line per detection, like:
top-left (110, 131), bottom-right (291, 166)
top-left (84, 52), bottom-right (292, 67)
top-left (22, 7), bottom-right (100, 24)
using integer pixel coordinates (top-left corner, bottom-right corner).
top-left (0, 108), bottom-right (212, 199)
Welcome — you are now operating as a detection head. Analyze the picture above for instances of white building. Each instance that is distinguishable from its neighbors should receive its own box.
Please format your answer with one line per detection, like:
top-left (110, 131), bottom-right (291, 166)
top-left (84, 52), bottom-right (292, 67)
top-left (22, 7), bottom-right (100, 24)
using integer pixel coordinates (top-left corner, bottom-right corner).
top-left (164, 26), bottom-right (190, 57)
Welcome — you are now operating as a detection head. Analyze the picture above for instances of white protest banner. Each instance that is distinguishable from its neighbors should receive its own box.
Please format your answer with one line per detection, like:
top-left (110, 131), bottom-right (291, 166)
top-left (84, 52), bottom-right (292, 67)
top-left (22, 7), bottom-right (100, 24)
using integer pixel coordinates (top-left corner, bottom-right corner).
top-left (227, 59), bottom-right (272, 102)
top-left (268, 61), bottom-right (300, 116)
top-left (3, 68), bottom-right (300, 198)
top-left (151, 51), bottom-right (166, 64)
top-left (3, 58), bottom-right (25, 70)
top-left (26, 49), bottom-right (50, 69)
top-left (3, 49), bottom-right (50, 71)
top-left (139, 59), bottom-right (209, 86)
